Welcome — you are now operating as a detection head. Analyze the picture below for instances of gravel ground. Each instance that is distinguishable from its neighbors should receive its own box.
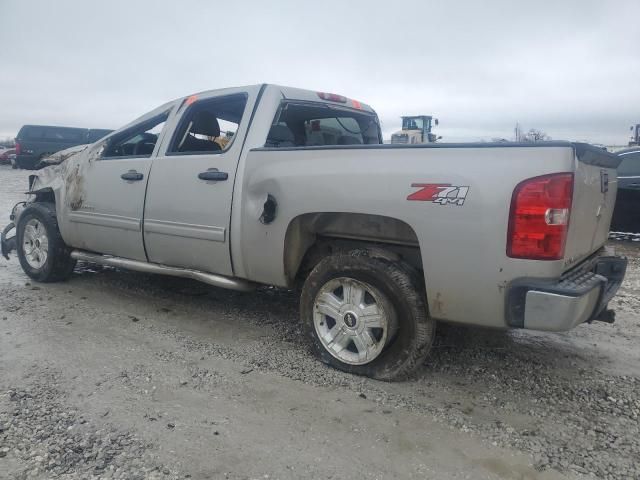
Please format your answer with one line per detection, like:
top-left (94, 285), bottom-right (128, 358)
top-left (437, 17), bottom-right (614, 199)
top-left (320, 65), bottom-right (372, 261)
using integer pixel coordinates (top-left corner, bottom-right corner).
top-left (0, 165), bottom-right (638, 479)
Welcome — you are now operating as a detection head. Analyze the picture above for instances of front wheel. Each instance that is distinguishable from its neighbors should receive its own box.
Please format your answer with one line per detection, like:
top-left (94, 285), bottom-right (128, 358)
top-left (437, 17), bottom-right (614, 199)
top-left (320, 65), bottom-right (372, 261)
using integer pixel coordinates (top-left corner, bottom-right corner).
top-left (16, 203), bottom-right (76, 282)
top-left (300, 250), bottom-right (435, 381)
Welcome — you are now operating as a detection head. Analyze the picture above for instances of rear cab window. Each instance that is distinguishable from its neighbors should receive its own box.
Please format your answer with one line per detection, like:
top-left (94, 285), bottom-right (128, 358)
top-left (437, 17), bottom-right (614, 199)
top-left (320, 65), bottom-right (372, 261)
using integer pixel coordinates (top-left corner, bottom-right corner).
top-left (43, 128), bottom-right (85, 142)
top-left (617, 152), bottom-right (640, 177)
top-left (18, 126), bottom-right (86, 142)
top-left (265, 102), bottom-right (382, 148)
top-left (17, 126), bottom-right (44, 140)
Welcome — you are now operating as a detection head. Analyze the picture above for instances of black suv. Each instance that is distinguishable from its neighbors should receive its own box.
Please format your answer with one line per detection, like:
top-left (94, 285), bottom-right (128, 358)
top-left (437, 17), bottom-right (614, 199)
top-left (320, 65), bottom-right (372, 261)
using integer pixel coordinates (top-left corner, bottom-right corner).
top-left (14, 125), bottom-right (113, 169)
top-left (611, 147), bottom-right (640, 233)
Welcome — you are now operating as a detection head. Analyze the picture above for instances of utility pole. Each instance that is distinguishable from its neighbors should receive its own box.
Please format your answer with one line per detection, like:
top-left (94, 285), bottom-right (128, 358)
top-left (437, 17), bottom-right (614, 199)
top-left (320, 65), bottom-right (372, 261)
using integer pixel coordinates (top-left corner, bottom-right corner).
top-left (514, 123), bottom-right (522, 142)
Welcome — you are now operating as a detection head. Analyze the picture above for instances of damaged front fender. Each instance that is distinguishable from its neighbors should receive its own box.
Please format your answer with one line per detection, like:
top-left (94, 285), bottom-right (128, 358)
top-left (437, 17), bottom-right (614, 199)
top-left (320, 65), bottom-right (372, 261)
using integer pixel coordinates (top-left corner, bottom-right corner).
top-left (3, 141), bottom-right (103, 259)
top-left (28, 161), bottom-right (72, 209)
top-left (39, 144), bottom-right (88, 167)
top-left (30, 141), bottom-right (104, 211)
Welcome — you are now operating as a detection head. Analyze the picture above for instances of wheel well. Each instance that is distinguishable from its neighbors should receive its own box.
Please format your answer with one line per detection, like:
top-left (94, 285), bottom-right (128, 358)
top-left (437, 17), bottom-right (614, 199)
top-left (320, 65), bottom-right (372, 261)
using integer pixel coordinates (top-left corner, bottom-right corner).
top-left (31, 187), bottom-right (56, 204)
top-left (283, 212), bottom-right (423, 284)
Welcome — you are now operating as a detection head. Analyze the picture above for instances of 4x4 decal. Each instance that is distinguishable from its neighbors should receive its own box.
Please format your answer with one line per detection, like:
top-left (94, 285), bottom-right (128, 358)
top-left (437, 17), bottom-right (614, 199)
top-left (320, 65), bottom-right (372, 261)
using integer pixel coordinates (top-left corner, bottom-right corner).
top-left (407, 183), bottom-right (469, 205)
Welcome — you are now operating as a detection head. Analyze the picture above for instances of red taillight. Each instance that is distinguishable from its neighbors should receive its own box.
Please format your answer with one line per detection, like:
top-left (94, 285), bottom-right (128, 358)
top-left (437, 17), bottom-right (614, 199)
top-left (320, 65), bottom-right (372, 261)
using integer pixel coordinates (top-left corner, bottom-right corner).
top-left (14, 142), bottom-right (21, 154)
top-left (317, 92), bottom-right (347, 103)
top-left (507, 173), bottom-right (574, 260)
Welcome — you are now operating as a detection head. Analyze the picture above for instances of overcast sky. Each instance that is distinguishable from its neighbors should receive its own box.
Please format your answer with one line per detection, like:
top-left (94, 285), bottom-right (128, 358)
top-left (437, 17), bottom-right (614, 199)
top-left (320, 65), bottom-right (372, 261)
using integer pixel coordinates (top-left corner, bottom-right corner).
top-left (1, 0), bottom-right (639, 145)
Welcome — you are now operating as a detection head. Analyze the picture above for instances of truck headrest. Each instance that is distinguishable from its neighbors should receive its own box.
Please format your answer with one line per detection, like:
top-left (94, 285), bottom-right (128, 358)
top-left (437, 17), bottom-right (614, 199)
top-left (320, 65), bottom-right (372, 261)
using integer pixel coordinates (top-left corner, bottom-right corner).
top-left (190, 110), bottom-right (221, 137)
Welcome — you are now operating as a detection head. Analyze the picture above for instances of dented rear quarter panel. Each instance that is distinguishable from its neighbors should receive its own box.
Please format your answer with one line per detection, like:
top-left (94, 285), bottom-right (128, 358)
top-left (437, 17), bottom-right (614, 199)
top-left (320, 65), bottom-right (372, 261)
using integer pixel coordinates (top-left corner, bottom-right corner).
top-left (235, 144), bottom-right (579, 328)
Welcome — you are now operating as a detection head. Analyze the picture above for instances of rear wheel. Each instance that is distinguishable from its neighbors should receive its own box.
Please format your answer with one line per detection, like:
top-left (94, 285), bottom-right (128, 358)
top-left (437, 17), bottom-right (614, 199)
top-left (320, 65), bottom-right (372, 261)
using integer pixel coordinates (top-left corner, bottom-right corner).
top-left (301, 250), bottom-right (435, 381)
top-left (16, 203), bottom-right (76, 282)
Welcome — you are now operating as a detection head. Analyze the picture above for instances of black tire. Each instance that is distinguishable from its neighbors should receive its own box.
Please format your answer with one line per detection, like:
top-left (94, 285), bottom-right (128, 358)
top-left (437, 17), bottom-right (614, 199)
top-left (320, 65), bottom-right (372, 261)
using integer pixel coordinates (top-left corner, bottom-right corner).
top-left (16, 202), bottom-right (76, 282)
top-left (300, 250), bottom-right (435, 381)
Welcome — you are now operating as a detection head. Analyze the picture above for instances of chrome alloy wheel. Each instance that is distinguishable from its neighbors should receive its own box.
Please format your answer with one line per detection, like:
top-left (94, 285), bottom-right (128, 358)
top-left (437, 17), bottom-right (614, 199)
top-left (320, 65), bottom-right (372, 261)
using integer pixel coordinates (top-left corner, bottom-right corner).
top-left (22, 218), bottom-right (49, 269)
top-left (313, 277), bottom-right (390, 365)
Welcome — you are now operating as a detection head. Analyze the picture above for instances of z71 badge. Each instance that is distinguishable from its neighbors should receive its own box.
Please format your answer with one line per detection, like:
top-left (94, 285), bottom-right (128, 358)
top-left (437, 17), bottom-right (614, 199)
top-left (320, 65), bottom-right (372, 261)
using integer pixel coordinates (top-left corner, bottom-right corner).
top-left (407, 183), bottom-right (470, 205)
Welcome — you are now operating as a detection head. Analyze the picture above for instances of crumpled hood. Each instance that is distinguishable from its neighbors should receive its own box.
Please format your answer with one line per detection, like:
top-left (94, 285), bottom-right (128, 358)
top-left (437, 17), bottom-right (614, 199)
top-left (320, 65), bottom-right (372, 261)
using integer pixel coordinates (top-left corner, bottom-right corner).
top-left (29, 140), bottom-right (104, 212)
top-left (41, 144), bottom-right (89, 166)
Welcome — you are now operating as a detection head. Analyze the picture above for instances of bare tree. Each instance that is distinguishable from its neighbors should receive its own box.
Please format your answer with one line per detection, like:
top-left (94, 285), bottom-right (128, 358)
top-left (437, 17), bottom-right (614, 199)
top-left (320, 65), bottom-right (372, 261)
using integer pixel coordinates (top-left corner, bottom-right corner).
top-left (524, 128), bottom-right (551, 142)
top-left (513, 124), bottom-right (552, 143)
top-left (0, 137), bottom-right (15, 148)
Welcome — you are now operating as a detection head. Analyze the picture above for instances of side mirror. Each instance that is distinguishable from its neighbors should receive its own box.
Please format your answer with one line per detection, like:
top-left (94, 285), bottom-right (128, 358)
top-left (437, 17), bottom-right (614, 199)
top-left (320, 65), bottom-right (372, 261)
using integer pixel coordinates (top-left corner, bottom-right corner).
top-left (434, 118), bottom-right (439, 126)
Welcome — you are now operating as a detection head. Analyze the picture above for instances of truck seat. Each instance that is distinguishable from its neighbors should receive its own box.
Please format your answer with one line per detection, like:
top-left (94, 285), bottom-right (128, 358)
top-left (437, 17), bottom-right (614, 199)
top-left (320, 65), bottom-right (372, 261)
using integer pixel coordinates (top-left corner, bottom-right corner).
top-left (337, 135), bottom-right (362, 145)
top-left (266, 125), bottom-right (295, 147)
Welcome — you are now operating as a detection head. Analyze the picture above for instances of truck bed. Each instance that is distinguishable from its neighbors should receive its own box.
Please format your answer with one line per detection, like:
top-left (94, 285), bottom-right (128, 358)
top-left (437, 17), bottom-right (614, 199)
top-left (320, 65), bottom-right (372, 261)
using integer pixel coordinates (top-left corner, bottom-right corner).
top-left (235, 141), bottom-right (619, 328)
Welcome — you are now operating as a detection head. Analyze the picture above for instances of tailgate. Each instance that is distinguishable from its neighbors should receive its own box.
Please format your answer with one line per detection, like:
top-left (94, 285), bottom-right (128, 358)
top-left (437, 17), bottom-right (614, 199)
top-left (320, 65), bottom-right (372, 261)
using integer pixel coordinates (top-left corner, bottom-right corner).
top-left (564, 144), bottom-right (621, 267)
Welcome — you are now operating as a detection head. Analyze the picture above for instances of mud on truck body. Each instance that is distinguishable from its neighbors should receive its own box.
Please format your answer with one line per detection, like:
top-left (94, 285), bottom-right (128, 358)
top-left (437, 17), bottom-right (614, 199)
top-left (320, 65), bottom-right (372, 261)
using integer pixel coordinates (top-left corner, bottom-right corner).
top-left (1, 84), bottom-right (628, 380)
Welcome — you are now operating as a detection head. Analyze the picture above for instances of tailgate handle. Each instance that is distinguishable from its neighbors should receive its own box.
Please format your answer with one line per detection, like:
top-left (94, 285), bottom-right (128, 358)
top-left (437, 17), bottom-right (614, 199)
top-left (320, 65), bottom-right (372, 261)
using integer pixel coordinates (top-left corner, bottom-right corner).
top-left (198, 169), bottom-right (228, 182)
top-left (121, 170), bottom-right (144, 181)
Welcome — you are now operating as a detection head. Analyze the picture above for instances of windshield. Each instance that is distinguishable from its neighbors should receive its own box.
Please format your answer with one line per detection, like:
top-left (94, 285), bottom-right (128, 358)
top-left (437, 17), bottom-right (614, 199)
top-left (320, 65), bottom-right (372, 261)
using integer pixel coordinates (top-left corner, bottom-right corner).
top-left (402, 117), bottom-right (430, 131)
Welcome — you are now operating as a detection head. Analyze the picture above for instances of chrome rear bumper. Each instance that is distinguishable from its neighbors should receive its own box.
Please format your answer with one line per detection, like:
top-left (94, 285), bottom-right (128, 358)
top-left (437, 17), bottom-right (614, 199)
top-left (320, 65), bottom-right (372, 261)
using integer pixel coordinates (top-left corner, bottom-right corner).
top-left (507, 252), bottom-right (627, 331)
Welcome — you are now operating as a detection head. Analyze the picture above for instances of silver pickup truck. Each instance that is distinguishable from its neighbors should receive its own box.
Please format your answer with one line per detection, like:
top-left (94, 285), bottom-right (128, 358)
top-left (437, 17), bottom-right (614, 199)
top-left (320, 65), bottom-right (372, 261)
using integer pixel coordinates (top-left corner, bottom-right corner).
top-left (0, 84), bottom-right (627, 380)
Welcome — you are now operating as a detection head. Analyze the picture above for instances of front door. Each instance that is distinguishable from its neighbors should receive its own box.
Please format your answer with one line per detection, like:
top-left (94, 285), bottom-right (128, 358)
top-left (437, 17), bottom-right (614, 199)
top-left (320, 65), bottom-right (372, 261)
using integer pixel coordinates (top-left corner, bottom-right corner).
top-left (63, 108), bottom-right (171, 261)
top-left (143, 88), bottom-right (257, 276)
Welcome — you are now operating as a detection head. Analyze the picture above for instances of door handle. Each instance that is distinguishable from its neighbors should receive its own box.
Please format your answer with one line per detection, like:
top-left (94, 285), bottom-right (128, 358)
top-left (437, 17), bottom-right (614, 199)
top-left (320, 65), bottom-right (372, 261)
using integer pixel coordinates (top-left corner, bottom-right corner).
top-left (198, 169), bottom-right (228, 181)
top-left (121, 170), bottom-right (144, 181)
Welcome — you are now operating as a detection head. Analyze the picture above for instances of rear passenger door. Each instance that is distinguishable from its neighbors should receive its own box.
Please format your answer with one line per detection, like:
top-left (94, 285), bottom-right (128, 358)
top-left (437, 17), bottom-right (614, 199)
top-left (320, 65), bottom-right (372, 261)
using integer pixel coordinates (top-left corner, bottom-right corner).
top-left (143, 87), bottom-right (259, 275)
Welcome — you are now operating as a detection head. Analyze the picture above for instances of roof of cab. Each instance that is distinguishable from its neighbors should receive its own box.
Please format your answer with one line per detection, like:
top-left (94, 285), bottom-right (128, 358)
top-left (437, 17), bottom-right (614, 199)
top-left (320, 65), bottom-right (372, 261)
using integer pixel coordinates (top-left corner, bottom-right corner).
top-left (274, 85), bottom-right (375, 113)
top-left (183, 84), bottom-right (375, 114)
